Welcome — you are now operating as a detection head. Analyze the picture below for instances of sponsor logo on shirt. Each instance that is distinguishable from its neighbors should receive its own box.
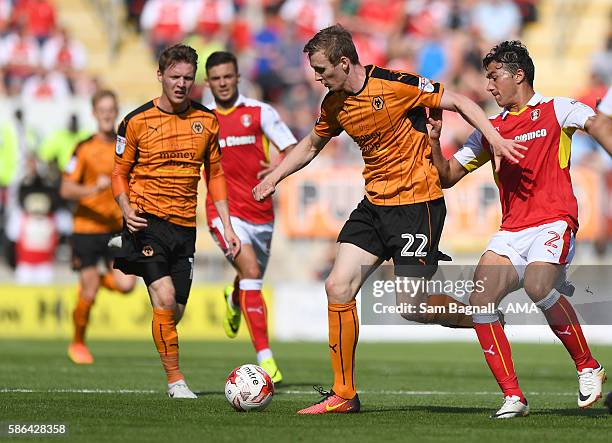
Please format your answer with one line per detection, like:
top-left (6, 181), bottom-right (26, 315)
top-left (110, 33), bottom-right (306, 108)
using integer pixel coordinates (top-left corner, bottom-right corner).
top-left (219, 135), bottom-right (257, 148)
top-left (514, 128), bottom-right (547, 142)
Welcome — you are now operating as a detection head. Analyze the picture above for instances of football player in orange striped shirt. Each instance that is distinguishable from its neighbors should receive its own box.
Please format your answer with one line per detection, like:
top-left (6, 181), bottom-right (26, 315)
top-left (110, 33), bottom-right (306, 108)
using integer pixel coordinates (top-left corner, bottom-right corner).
top-left (253, 25), bottom-right (526, 414)
top-left (61, 89), bottom-right (136, 365)
top-left (111, 44), bottom-right (240, 398)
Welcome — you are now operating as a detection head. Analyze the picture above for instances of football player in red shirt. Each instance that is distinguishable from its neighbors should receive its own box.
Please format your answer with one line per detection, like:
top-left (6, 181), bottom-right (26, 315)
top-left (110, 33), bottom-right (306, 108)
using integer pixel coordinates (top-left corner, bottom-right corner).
top-left (205, 51), bottom-right (297, 384)
top-left (430, 41), bottom-right (606, 418)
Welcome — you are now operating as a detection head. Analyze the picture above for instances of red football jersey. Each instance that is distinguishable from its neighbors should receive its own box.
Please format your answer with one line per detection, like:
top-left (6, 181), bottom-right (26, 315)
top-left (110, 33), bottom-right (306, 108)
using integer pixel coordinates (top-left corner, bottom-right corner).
top-left (205, 95), bottom-right (296, 225)
top-left (454, 93), bottom-right (595, 232)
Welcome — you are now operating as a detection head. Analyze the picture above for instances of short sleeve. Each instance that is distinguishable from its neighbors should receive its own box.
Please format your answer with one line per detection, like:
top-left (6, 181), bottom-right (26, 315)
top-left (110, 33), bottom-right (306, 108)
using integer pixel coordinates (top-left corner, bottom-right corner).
top-left (260, 103), bottom-right (297, 151)
top-left (597, 87), bottom-right (612, 117)
top-left (553, 97), bottom-right (595, 130)
top-left (388, 72), bottom-right (444, 110)
top-left (453, 130), bottom-right (491, 172)
top-left (314, 93), bottom-right (344, 138)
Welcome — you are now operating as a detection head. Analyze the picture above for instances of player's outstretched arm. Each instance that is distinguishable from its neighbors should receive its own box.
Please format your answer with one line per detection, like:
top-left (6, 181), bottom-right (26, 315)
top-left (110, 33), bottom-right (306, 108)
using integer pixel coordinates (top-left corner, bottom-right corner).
top-left (428, 109), bottom-right (468, 188)
top-left (585, 113), bottom-right (612, 157)
top-left (439, 89), bottom-right (527, 172)
top-left (252, 130), bottom-right (329, 201)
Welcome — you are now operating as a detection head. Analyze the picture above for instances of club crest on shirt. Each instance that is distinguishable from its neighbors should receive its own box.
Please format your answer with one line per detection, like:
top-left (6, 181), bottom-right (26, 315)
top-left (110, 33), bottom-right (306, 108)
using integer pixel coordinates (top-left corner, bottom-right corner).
top-left (372, 96), bottom-right (384, 111)
top-left (241, 114), bottom-right (252, 127)
top-left (192, 121), bottom-right (204, 134)
top-left (530, 109), bottom-right (540, 121)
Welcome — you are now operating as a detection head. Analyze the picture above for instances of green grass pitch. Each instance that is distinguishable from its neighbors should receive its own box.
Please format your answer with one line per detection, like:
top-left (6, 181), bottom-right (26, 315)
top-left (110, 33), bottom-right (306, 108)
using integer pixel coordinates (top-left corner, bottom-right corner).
top-left (1, 340), bottom-right (610, 442)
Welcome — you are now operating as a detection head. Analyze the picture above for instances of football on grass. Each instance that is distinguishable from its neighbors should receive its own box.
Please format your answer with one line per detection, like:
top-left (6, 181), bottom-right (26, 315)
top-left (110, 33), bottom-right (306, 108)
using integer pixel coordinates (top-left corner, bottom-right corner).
top-left (225, 364), bottom-right (274, 411)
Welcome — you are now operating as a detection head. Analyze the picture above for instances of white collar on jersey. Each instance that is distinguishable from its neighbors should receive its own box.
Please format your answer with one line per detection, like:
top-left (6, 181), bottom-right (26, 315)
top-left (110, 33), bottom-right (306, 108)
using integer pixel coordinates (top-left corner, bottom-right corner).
top-left (206, 94), bottom-right (247, 110)
top-left (501, 92), bottom-right (544, 119)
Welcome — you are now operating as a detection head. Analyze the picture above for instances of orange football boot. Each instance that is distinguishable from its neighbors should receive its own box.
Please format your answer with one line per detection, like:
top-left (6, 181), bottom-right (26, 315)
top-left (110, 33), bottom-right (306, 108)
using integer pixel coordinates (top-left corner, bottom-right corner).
top-left (297, 387), bottom-right (360, 414)
top-left (68, 342), bottom-right (94, 364)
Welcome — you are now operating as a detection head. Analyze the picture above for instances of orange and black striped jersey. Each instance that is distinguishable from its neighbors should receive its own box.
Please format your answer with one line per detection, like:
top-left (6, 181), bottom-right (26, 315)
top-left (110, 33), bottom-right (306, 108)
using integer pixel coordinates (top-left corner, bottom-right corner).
top-left (114, 98), bottom-right (221, 227)
top-left (64, 135), bottom-right (123, 234)
top-left (314, 65), bottom-right (445, 206)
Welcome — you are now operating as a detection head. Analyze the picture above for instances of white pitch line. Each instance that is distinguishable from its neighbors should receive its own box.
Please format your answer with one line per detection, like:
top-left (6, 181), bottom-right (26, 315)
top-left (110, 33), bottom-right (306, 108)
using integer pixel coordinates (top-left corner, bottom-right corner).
top-left (0, 388), bottom-right (575, 396)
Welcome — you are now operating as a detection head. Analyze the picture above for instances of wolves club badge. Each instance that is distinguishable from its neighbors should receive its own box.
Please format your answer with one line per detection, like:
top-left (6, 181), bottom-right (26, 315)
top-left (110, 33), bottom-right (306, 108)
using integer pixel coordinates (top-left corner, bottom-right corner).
top-left (531, 109), bottom-right (540, 121)
top-left (241, 114), bottom-right (252, 128)
top-left (192, 121), bottom-right (203, 134)
top-left (142, 245), bottom-right (154, 257)
top-left (372, 96), bottom-right (384, 111)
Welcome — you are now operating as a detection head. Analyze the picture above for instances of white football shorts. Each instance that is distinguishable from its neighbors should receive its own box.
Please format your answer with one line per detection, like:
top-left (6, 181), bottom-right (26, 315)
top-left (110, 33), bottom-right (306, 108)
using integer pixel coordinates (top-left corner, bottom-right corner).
top-left (485, 219), bottom-right (575, 282)
top-left (209, 216), bottom-right (274, 274)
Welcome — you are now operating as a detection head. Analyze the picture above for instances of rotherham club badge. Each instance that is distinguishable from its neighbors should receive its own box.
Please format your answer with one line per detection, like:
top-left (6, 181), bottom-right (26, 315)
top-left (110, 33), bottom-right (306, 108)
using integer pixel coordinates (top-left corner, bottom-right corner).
top-left (241, 114), bottom-right (252, 128)
top-left (531, 109), bottom-right (540, 121)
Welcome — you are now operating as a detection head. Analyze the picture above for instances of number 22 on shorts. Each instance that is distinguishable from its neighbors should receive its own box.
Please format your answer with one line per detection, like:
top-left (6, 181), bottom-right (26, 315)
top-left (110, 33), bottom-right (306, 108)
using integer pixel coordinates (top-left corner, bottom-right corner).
top-left (401, 233), bottom-right (428, 257)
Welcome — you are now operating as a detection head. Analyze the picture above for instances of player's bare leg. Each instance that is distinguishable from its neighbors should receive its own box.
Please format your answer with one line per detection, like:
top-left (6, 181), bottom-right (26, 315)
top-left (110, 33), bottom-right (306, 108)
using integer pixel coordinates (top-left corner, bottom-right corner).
top-left (99, 265), bottom-right (136, 295)
top-left (231, 243), bottom-right (281, 382)
top-left (298, 243), bottom-right (383, 414)
top-left (148, 276), bottom-right (195, 399)
top-left (470, 251), bottom-right (528, 418)
top-left (395, 278), bottom-right (474, 328)
top-left (524, 262), bottom-right (605, 408)
top-left (68, 266), bottom-right (99, 364)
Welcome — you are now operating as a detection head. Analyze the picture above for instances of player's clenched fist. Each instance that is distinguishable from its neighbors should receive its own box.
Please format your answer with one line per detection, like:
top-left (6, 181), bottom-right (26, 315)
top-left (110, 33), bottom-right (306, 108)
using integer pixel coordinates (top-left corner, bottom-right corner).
top-left (252, 179), bottom-right (276, 202)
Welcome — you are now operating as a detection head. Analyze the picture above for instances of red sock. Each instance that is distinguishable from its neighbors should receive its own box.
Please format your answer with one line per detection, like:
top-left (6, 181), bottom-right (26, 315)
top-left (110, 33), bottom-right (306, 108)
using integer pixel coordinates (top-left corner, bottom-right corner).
top-left (542, 294), bottom-right (598, 372)
top-left (474, 321), bottom-right (525, 401)
top-left (239, 279), bottom-right (269, 353)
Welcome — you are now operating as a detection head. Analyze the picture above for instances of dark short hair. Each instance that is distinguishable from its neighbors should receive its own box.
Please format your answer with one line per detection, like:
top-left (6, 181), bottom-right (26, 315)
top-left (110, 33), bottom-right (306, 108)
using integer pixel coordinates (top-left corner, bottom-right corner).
top-left (483, 40), bottom-right (535, 87)
top-left (91, 89), bottom-right (117, 108)
top-left (205, 51), bottom-right (238, 74)
top-left (158, 44), bottom-right (198, 73)
top-left (303, 24), bottom-right (360, 65)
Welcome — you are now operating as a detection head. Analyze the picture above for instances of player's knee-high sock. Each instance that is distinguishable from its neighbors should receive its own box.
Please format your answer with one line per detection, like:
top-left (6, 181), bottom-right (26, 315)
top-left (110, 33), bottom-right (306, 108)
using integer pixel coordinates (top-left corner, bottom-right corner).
top-left (73, 291), bottom-right (94, 344)
top-left (239, 279), bottom-right (271, 360)
top-left (152, 308), bottom-right (184, 384)
top-left (537, 289), bottom-right (598, 371)
top-left (328, 300), bottom-right (359, 399)
top-left (424, 294), bottom-right (473, 328)
top-left (473, 313), bottom-right (525, 401)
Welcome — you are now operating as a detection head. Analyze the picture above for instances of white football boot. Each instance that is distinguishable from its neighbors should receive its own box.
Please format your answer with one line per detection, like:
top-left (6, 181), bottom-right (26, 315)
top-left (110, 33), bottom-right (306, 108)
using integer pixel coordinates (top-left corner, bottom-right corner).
top-left (577, 365), bottom-right (606, 408)
top-left (167, 380), bottom-right (197, 399)
top-left (492, 395), bottom-right (529, 419)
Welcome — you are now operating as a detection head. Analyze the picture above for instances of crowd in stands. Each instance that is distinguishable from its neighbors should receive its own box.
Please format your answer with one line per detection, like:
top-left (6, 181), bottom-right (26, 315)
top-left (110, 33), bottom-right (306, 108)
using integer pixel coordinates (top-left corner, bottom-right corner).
top-left (0, 0), bottom-right (93, 100)
top-left (126, 0), bottom-right (539, 159)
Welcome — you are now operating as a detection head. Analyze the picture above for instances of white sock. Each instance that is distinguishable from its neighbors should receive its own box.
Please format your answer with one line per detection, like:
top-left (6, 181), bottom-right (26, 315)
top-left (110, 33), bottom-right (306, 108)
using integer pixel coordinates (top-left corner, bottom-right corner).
top-left (257, 348), bottom-right (273, 363)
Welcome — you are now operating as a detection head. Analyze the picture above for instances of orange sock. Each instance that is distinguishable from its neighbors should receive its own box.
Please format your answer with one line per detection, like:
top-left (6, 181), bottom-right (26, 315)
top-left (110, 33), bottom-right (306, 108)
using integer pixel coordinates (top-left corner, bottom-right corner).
top-left (73, 294), bottom-right (94, 344)
top-left (100, 272), bottom-right (119, 292)
top-left (152, 308), bottom-right (184, 384)
top-left (328, 300), bottom-right (359, 399)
